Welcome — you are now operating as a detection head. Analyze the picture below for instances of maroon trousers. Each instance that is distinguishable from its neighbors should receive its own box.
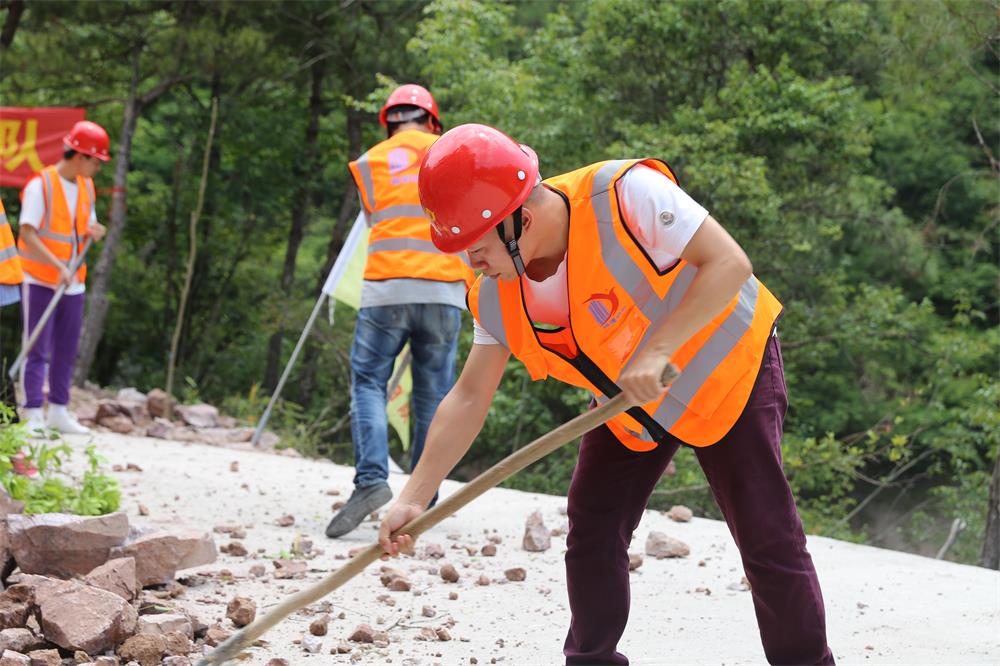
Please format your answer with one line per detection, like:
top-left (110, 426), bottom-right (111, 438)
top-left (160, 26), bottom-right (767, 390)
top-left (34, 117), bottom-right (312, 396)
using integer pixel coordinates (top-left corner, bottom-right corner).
top-left (564, 336), bottom-right (834, 665)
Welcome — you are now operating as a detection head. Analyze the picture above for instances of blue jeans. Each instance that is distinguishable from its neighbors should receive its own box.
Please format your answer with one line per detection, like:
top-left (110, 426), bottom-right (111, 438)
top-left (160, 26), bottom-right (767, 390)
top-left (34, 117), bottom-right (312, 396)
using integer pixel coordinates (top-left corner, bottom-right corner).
top-left (349, 303), bottom-right (462, 489)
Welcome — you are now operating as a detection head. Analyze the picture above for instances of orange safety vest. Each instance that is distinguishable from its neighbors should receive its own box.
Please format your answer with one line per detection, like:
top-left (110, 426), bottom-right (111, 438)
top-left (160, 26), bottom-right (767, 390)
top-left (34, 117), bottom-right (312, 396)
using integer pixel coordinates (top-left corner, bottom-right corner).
top-left (17, 165), bottom-right (93, 286)
top-left (0, 200), bottom-right (24, 285)
top-left (348, 130), bottom-right (473, 287)
top-left (468, 159), bottom-right (784, 449)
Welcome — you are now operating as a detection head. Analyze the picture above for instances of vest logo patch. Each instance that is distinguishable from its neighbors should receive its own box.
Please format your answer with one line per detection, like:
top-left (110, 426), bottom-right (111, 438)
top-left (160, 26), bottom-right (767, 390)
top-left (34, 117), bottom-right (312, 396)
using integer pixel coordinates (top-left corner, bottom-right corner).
top-left (585, 287), bottom-right (622, 328)
top-left (388, 147), bottom-right (420, 185)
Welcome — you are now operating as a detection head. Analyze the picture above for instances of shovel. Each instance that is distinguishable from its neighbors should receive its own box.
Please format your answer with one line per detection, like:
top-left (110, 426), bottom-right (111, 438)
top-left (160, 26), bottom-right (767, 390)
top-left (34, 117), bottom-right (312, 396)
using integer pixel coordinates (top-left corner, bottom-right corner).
top-left (198, 363), bottom-right (679, 665)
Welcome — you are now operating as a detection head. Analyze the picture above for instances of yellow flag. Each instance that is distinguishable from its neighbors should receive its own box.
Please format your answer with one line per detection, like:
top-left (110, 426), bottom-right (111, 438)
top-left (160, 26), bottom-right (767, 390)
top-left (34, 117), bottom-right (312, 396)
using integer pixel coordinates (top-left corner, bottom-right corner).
top-left (330, 216), bottom-right (412, 450)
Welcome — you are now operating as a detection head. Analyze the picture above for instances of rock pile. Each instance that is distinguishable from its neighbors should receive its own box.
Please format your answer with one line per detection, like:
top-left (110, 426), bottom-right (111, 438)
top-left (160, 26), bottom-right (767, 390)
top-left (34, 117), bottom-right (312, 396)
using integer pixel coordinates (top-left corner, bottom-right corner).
top-left (0, 489), bottom-right (216, 664)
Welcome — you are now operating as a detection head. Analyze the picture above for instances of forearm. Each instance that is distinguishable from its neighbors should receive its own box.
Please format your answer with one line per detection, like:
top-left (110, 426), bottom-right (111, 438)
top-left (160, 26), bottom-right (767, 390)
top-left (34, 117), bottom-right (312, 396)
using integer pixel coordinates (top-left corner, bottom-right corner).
top-left (397, 387), bottom-right (491, 507)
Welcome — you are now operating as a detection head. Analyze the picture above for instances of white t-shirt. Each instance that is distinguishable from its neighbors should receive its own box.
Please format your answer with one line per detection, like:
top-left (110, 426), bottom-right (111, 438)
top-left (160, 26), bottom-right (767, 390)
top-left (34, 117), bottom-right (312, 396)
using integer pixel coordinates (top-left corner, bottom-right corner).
top-left (474, 164), bottom-right (708, 345)
top-left (19, 175), bottom-right (97, 295)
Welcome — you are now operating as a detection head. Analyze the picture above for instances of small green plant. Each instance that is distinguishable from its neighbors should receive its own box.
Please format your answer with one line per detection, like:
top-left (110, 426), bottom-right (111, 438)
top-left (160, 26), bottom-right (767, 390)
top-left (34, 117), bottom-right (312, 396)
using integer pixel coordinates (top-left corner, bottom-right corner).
top-left (0, 405), bottom-right (120, 515)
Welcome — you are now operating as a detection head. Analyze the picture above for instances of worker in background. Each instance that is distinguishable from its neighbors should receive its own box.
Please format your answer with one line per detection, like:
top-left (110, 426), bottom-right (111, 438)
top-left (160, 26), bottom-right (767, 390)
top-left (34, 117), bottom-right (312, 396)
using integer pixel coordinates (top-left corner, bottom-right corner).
top-left (17, 120), bottom-right (108, 435)
top-left (326, 85), bottom-right (474, 538)
top-left (380, 124), bottom-right (834, 665)
top-left (0, 198), bottom-right (24, 421)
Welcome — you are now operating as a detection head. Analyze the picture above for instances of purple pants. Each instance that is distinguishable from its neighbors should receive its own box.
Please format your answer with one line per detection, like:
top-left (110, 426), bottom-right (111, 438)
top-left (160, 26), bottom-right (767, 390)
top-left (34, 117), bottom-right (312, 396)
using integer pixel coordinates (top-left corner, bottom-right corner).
top-left (564, 336), bottom-right (834, 665)
top-left (21, 283), bottom-right (85, 408)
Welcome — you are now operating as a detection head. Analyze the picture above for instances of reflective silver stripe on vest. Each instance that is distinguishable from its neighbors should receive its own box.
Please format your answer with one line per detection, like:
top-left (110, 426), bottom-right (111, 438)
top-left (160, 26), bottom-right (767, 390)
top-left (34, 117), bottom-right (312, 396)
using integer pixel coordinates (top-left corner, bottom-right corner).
top-left (353, 152), bottom-right (376, 212)
top-left (653, 277), bottom-right (759, 429)
top-left (37, 229), bottom-right (74, 243)
top-left (368, 238), bottom-right (473, 267)
top-left (0, 213), bottom-right (7, 225)
top-left (41, 169), bottom-right (54, 231)
top-left (476, 278), bottom-right (508, 349)
top-left (0, 246), bottom-right (18, 262)
top-left (369, 204), bottom-right (428, 224)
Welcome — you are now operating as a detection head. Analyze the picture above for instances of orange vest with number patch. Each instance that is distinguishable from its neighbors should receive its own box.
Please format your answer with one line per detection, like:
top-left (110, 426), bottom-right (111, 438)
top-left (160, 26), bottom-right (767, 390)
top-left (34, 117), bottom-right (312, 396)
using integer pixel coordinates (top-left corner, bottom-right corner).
top-left (468, 159), bottom-right (783, 449)
top-left (0, 200), bottom-right (24, 285)
top-left (17, 166), bottom-right (92, 286)
top-left (348, 130), bottom-right (473, 287)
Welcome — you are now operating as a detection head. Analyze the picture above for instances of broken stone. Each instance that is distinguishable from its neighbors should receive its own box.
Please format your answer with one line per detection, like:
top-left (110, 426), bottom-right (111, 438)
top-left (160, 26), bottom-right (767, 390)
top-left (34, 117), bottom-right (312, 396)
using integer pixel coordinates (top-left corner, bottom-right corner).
top-left (435, 628), bottom-right (451, 642)
top-left (84, 557), bottom-right (138, 601)
top-left (628, 553), bottom-right (643, 571)
top-left (666, 505), bottom-right (693, 522)
top-left (378, 566), bottom-right (405, 587)
top-left (439, 564), bottom-right (459, 583)
top-left (522, 511), bottom-right (550, 552)
top-left (333, 640), bottom-right (350, 654)
top-left (25, 649), bottom-right (59, 666)
top-left (225, 597), bottom-right (256, 628)
top-left (248, 564), bottom-right (266, 578)
top-left (448, 591), bottom-right (458, 601)
top-left (222, 541), bottom-right (247, 557)
top-left (422, 543), bottom-right (445, 559)
top-left (308, 615), bottom-right (329, 637)
top-left (174, 404), bottom-right (218, 429)
top-left (163, 630), bottom-right (191, 655)
top-left (203, 625), bottom-right (230, 647)
top-left (301, 635), bottom-right (322, 654)
top-left (145, 390), bottom-right (171, 419)
top-left (137, 613), bottom-right (193, 639)
top-left (0, 652), bottom-right (30, 666)
top-left (0, 629), bottom-right (45, 655)
top-left (504, 568), bottom-right (526, 582)
top-left (162, 657), bottom-right (191, 666)
top-left (99, 415), bottom-right (134, 434)
top-left (348, 624), bottom-right (374, 643)
top-left (275, 515), bottom-right (295, 528)
top-left (476, 575), bottom-right (490, 586)
top-left (387, 577), bottom-right (411, 592)
top-left (7, 512), bottom-right (129, 578)
top-left (644, 531), bottom-right (690, 559)
top-left (0, 586), bottom-right (33, 630)
top-left (271, 560), bottom-right (306, 579)
top-left (487, 534), bottom-right (502, 545)
top-left (266, 660), bottom-right (289, 666)
top-left (480, 544), bottom-right (497, 557)
top-left (117, 634), bottom-right (166, 666)
top-left (119, 529), bottom-right (217, 586)
top-left (229, 461), bottom-right (239, 473)
top-left (415, 627), bottom-right (437, 642)
top-left (35, 580), bottom-right (137, 654)
top-left (92, 658), bottom-right (118, 666)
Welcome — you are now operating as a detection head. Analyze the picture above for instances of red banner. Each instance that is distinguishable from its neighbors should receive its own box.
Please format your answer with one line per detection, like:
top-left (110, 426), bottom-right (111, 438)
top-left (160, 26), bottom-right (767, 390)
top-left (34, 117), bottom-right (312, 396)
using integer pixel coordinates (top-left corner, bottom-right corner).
top-left (0, 107), bottom-right (86, 188)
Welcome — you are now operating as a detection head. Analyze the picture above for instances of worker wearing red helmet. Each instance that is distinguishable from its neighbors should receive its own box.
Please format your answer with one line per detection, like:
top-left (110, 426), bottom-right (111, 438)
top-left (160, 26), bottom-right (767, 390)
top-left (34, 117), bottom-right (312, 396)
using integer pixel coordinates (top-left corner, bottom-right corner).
top-left (16, 120), bottom-right (109, 435)
top-left (380, 124), bottom-right (834, 665)
top-left (326, 85), bottom-right (473, 538)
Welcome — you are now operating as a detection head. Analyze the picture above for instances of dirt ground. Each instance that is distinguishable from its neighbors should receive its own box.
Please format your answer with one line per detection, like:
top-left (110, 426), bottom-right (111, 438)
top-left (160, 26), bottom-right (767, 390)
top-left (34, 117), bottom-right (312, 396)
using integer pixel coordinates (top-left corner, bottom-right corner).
top-left (61, 432), bottom-right (1000, 665)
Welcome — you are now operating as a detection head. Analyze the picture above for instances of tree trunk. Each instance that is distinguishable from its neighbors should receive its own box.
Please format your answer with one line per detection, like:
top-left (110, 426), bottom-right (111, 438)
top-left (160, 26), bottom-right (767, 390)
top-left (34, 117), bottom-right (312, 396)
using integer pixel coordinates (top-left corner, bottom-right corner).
top-left (264, 53), bottom-right (326, 391)
top-left (0, 0), bottom-right (25, 48)
top-left (980, 450), bottom-right (1000, 570)
top-left (73, 49), bottom-right (141, 386)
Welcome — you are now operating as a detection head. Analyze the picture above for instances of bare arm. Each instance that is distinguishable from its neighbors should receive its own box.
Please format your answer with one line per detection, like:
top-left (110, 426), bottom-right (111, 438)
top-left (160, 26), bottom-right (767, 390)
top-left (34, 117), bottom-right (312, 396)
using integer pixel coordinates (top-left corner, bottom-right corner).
top-left (379, 341), bottom-right (509, 554)
top-left (618, 215), bottom-right (753, 403)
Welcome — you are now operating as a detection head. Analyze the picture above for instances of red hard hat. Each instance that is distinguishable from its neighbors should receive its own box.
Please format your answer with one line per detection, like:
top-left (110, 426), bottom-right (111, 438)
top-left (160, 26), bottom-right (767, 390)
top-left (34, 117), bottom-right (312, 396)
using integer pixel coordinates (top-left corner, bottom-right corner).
top-left (420, 124), bottom-right (539, 254)
top-left (379, 84), bottom-right (441, 130)
top-left (64, 120), bottom-right (111, 161)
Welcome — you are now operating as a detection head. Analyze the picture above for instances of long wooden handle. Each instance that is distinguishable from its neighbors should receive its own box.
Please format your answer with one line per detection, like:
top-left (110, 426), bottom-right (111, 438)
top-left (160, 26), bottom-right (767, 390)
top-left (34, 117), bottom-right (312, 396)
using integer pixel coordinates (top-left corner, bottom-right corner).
top-left (199, 364), bottom-right (679, 665)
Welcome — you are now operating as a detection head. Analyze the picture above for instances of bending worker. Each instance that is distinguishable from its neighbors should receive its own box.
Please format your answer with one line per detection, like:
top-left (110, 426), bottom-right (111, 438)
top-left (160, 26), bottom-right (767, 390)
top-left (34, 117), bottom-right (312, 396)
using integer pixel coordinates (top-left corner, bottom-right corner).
top-left (380, 124), bottom-right (834, 665)
top-left (326, 85), bottom-right (473, 538)
top-left (17, 120), bottom-right (109, 434)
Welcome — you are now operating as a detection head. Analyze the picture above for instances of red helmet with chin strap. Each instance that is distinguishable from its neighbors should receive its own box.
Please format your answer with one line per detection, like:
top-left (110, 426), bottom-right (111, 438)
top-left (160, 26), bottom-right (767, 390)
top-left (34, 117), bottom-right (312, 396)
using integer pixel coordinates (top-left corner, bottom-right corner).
top-left (64, 120), bottom-right (111, 162)
top-left (379, 84), bottom-right (441, 131)
top-left (419, 124), bottom-right (538, 256)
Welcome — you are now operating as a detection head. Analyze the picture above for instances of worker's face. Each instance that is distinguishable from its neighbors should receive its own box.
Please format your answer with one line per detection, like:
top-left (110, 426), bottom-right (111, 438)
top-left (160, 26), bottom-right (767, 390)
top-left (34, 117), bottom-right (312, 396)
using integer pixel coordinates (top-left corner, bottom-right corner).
top-left (465, 215), bottom-right (525, 282)
top-left (77, 154), bottom-right (103, 178)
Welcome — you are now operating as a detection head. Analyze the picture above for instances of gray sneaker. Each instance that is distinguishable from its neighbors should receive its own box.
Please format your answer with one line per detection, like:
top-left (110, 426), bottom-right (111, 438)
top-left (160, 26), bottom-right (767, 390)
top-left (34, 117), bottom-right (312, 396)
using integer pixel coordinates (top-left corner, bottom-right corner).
top-left (325, 482), bottom-right (393, 538)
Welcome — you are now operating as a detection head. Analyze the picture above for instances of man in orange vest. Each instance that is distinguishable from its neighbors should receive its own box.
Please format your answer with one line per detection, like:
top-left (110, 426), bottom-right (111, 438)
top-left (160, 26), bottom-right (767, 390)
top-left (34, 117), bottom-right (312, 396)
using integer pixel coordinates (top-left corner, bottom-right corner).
top-left (379, 125), bottom-right (834, 665)
top-left (0, 199), bottom-right (25, 421)
top-left (326, 86), bottom-right (474, 538)
top-left (17, 120), bottom-right (109, 435)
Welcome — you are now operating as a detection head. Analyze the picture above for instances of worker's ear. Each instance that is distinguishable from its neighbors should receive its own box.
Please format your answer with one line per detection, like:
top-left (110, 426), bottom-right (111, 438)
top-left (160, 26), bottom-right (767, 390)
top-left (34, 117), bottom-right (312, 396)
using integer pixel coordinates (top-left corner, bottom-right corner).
top-left (520, 205), bottom-right (534, 233)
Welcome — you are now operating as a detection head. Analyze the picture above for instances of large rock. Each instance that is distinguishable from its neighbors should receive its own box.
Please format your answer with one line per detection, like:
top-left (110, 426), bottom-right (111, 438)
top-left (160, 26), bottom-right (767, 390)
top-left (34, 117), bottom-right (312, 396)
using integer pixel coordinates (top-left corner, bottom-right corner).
top-left (7, 513), bottom-right (129, 579)
top-left (644, 531), bottom-right (690, 559)
top-left (522, 511), bottom-right (551, 552)
top-left (0, 629), bottom-right (45, 655)
top-left (84, 557), bottom-right (138, 601)
top-left (117, 634), bottom-right (165, 666)
top-left (96, 399), bottom-right (147, 426)
top-left (174, 404), bottom-right (218, 429)
top-left (35, 580), bottom-right (137, 654)
top-left (137, 614), bottom-right (192, 639)
top-left (119, 530), bottom-right (216, 586)
top-left (145, 390), bottom-right (171, 419)
top-left (0, 651), bottom-right (30, 666)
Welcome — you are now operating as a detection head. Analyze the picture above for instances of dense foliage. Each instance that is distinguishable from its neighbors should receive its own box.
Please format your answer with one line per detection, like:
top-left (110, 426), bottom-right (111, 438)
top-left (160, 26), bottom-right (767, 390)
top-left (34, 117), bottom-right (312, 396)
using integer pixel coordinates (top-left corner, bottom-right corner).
top-left (0, 0), bottom-right (996, 564)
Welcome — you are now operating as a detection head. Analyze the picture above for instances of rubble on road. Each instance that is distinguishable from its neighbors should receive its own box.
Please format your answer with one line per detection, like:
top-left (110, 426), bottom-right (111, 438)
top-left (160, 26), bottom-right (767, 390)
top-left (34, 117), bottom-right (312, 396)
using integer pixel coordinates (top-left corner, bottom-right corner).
top-left (522, 511), bottom-right (551, 552)
top-left (645, 530), bottom-right (691, 559)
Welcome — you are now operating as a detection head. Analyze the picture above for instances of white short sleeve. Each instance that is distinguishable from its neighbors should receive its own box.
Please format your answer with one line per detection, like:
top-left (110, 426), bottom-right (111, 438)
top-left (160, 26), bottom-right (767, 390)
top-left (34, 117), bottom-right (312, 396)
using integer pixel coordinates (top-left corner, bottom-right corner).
top-left (616, 164), bottom-right (709, 271)
top-left (473, 319), bottom-right (501, 346)
top-left (18, 177), bottom-right (45, 229)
